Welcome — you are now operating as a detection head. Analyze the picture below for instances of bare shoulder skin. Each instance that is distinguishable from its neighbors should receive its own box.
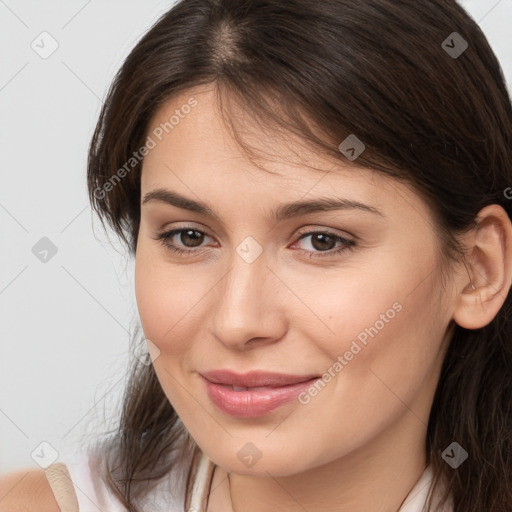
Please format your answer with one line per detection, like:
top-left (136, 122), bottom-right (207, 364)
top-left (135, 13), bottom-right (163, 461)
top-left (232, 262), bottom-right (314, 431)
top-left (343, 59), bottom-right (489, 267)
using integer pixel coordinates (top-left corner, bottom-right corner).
top-left (0, 468), bottom-right (60, 512)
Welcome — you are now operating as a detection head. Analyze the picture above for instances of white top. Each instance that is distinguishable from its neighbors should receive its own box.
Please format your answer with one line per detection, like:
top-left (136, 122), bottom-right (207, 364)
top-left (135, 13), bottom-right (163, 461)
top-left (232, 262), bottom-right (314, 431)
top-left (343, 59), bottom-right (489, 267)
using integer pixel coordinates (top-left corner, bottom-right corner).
top-left (48, 449), bottom-right (453, 512)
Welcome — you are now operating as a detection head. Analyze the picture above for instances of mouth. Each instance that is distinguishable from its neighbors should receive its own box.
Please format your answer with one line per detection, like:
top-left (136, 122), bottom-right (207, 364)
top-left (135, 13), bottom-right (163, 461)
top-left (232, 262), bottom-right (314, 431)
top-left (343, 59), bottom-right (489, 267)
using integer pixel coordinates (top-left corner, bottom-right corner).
top-left (231, 385), bottom-right (281, 391)
top-left (217, 382), bottom-right (309, 391)
top-left (199, 371), bottom-right (320, 418)
top-left (200, 369), bottom-right (320, 388)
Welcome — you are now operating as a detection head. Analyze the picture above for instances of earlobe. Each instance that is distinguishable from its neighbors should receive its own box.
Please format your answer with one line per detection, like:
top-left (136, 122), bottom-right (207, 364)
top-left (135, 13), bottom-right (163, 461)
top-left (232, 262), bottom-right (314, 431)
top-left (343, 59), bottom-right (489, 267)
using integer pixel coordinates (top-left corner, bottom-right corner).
top-left (453, 205), bottom-right (512, 330)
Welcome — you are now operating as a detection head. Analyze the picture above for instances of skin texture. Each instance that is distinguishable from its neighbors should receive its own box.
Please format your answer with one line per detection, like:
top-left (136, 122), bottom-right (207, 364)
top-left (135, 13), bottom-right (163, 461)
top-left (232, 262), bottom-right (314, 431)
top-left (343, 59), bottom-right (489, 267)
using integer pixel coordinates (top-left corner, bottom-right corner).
top-left (0, 469), bottom-right (60, 512)
top-left (134, 84), bottom-right (512, 512)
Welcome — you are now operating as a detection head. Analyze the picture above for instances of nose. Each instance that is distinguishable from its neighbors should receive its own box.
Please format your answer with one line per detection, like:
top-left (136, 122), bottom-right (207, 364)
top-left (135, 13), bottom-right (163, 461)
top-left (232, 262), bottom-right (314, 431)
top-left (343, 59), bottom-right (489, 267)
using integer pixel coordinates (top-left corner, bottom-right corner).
top-left (208, 248), bottom-right (288, 351)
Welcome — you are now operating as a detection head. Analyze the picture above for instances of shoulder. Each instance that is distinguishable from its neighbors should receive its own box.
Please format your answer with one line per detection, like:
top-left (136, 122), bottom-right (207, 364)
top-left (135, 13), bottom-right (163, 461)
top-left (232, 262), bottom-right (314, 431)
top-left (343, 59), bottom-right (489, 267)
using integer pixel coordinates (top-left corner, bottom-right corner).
top-left (0, 467), bottom-right (61, 512)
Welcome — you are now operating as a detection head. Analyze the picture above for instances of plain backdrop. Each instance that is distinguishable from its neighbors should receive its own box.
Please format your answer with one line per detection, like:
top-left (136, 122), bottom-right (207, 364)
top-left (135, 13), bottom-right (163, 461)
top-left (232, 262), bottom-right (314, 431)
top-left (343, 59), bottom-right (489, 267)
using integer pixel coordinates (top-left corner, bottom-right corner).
top-left (1, 0), bottom-right (511, 473)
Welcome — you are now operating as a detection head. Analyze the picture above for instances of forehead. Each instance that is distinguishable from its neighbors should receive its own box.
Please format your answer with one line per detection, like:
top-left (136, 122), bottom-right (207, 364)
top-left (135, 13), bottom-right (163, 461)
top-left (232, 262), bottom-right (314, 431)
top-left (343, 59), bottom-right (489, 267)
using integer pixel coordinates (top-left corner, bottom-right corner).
top-left (140, 85), bottom-right (423, 219)
top-left (144, 86), bottom-right (370, 179)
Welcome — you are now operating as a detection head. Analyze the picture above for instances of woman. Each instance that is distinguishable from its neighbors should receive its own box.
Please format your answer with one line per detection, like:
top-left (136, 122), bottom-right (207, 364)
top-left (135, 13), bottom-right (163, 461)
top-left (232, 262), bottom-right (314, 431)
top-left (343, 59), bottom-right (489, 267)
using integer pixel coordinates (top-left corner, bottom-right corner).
top-left (1, 0), bottom-right (511, 511)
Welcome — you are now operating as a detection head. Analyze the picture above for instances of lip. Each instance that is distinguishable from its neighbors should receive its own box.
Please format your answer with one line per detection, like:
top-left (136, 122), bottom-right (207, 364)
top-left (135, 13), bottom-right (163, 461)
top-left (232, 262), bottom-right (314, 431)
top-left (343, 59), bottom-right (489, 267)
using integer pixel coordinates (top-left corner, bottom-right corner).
top-left (200, 370), bottom-right (320, 418)
top-left (201, 369), bottom-right (319, 388)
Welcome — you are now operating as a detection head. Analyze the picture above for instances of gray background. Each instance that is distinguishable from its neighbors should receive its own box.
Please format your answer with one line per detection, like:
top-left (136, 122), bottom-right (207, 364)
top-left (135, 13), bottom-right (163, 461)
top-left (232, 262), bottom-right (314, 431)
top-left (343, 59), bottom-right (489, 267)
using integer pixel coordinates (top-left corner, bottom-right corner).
top-left (1, 0), bottom-right (511, 472)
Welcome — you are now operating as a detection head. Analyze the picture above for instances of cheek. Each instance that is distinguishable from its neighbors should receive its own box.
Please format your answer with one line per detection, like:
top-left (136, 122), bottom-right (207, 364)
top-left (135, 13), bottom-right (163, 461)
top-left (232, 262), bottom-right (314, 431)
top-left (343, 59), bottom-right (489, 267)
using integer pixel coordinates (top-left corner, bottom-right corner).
top-left (295, 255), bottom-right (445, 404)
top-left (134, 250), bottom-right (209, 410)
top-left (134, 248), bottom-right (207, 354)
top-left (284, 264), bottom-right (405, 362)
top-left (293, 275), bottom-right (446, 465)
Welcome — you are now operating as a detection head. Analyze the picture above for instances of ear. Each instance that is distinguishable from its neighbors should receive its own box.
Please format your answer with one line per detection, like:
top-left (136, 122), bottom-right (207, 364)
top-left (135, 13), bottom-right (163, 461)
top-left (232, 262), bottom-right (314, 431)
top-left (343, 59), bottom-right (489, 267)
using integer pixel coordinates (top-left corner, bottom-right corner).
top-left (453, 204), bottom-right (512, 330)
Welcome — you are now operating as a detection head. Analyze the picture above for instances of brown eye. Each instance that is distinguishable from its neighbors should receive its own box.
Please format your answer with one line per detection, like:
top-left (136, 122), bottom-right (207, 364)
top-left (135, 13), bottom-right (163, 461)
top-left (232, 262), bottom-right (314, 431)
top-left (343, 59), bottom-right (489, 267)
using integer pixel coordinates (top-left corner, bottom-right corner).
top-left (153, 227), bottom-right (213, 255)
top-left (178, 229), bottom-right (205, 248)
top-left (308, 233), bottom-right (337, 251)
top-left (294, 230), bottom-right (357, 259)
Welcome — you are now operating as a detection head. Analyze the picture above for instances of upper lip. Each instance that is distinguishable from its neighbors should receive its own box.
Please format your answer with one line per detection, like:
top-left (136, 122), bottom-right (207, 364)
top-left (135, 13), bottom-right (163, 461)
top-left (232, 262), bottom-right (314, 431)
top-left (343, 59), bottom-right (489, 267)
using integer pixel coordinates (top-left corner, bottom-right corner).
top-left (200, 370), bottom-right (319, 388)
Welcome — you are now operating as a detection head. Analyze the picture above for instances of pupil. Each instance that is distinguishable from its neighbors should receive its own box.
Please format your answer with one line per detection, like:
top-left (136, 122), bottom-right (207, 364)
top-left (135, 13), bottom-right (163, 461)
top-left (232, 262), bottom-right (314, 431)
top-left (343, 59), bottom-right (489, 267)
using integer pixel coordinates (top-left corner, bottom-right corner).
top-left (182, 230), bottom-right (203, 247)
top-left (312, 234), bottom-right (334, 251)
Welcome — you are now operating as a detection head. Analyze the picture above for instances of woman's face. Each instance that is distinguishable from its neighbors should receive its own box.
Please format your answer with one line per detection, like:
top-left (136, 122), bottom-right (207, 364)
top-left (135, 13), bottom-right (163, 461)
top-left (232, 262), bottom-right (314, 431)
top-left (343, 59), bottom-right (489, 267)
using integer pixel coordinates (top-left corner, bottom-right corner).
top-left (135, 85), bottom-right (458, 476)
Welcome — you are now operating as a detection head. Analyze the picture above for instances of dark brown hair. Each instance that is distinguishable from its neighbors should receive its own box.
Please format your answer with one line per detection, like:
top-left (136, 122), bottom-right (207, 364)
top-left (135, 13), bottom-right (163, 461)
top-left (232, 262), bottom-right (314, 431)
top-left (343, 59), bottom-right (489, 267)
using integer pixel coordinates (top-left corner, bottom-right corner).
top-left (86, 0), bottom-right (512, 510)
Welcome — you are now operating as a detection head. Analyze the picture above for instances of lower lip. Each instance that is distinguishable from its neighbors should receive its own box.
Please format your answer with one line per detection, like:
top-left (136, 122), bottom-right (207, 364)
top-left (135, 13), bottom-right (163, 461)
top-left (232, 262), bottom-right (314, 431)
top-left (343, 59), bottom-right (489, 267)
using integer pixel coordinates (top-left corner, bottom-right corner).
top-left (201, 375), bottom-right (319, 418)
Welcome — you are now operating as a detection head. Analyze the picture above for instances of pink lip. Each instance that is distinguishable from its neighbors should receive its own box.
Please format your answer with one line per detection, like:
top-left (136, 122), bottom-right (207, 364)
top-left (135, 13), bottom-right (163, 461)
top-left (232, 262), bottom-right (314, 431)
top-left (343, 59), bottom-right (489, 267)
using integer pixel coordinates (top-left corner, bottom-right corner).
top-left (200, 370), bottom-right (320, 418)
top-left (200, 369), bottom-right (319, 388)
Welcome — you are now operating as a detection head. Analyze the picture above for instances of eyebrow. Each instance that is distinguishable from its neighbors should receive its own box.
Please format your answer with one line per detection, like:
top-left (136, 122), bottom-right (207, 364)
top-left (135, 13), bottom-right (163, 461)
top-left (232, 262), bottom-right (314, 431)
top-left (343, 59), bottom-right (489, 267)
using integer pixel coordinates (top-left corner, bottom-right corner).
top-left (141, 188), bottom-right (385, 221)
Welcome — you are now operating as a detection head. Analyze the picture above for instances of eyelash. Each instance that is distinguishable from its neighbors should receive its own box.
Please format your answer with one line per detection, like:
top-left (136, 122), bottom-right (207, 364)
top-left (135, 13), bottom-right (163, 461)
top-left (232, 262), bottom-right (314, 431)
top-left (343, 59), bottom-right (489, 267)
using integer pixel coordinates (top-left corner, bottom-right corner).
top-left (152, 227), bottom-right (357, 259)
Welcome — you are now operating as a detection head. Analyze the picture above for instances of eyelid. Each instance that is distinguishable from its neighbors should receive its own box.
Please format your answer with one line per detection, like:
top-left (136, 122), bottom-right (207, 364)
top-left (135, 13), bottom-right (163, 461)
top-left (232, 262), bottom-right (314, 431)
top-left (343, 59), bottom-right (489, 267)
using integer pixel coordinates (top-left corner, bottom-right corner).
top-left (294, 225), bottom-right (356, 240)
top-left (158, 221), bottom-right (215, 238)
